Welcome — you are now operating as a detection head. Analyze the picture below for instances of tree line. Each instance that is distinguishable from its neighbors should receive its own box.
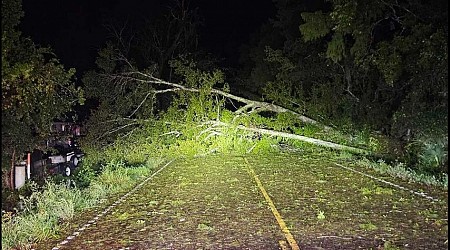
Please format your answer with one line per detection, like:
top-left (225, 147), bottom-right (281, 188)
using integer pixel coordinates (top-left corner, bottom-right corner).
top-left (2, 0), bottom-right (447, 183)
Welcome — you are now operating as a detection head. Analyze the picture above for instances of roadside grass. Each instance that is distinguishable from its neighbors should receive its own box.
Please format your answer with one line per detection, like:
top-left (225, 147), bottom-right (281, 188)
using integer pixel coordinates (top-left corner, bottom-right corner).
top-left (336, 150), bottom-right (448, 189)
top-left (1, 157), bottom-right (163, 250)
top-left (355, 157), bottom-right (448, 188)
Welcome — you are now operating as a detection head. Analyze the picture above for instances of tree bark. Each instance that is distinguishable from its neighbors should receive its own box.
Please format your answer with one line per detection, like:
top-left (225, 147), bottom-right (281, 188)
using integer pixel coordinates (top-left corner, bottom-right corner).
top-left (206, 121), bottom-right (368, 154)
top-left (115, 72), bottom-right (333, 130)
top-left (103, 71), bottom-right (369, 154)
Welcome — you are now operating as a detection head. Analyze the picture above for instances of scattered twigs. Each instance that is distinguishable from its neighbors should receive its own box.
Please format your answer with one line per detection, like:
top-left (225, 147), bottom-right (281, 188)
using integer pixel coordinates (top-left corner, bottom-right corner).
top-left (247, 144), bottom-right (257, 154)
top-left (129, 92), bottom-right (153, 118)
top-left (316, 235), bottom-right (353, 240)
top-left (98, 122), bottom-right (139, 140)
top-left (160, 131), bottom-right (182, 137)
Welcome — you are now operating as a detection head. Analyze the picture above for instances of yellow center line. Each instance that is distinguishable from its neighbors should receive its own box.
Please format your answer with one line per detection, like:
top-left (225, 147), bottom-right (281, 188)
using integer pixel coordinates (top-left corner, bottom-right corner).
top-left (244, 157), bottom-right (300, 250)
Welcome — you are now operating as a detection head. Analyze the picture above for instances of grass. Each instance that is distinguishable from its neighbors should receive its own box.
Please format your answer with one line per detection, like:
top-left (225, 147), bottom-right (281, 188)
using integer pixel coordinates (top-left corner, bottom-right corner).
top-left (355, 157), bottom-right (448, 188)
top-left (1, 157), bottom-right (163, 250)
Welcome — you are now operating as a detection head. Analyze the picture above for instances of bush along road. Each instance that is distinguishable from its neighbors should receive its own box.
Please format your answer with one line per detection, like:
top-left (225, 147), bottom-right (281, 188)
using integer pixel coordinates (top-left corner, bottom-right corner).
top-left (35, 152), bottom-right (448, 250)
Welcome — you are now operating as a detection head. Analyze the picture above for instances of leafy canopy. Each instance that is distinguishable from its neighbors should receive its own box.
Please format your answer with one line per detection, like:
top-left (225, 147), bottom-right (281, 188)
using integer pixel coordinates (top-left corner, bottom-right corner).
top-left (2, 0), bottom-right (84, 167)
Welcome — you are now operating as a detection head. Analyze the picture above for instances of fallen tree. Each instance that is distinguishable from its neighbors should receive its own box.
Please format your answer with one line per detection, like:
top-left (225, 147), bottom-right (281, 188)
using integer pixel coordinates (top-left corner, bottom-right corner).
top-left (194, 120), bottom-right (368, 154)
top-left (103, 71), bottom-right (333, 130)
top-left (96, 70), bottom-right (369, 155)
top-left (223, 122), bottom-right (367, 154)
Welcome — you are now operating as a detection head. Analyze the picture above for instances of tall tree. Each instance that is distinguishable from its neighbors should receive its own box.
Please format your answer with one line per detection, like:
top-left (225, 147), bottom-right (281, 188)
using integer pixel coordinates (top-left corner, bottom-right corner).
top-left (2, 0), bottom-right (84, 173)
top-left (239, 0), bottom-right (447, 136)
top-left (134, 0), bottom-right (201, 80)
top-left (82, 0), bottom-right (204, 147)
top-left (298, 0), bottom-right (447, 136)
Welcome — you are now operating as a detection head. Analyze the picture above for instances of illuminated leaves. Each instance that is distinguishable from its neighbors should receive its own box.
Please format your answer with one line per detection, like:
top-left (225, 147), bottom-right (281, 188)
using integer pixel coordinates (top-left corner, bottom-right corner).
top-left (326, 33), bottom-right (345, 63)
top-left (169, 56), bottom-right (224, 90)
top-left (96, 42), bottom-right (118, 73)
top-left (2, 0), bottom-right (83, 161)
top-left (299, 11), bottom-right (333, 42)
top-left (329, 1), bottom-right (357, 34)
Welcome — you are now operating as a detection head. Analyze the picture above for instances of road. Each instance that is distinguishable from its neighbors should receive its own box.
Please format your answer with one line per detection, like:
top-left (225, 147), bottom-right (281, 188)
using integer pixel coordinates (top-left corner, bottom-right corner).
top-left (36, 152), bottom-right (448, 249)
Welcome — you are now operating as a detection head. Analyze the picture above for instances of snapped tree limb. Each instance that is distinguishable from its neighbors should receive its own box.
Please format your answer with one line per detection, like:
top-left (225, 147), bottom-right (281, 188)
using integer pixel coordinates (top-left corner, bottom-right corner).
top-left (203, 121), bottom-right (368, 155)
top-left (105, 71), bottom-right (333, 130)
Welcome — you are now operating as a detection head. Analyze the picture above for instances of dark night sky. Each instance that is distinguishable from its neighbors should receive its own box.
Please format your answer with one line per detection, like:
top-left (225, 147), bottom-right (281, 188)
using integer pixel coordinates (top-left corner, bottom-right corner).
top-left (20, 0), bottom-right (276, 78)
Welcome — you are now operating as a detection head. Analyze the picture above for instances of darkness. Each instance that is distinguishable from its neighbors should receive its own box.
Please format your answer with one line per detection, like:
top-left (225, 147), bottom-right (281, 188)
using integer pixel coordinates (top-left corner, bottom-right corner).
top-left (192, 0), bottom-right (276, 65)
top-left (20, 0), bottom-right (276, 78)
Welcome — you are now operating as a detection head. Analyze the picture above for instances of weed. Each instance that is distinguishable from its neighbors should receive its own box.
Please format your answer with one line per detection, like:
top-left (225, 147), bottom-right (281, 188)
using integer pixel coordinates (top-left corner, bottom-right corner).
top-left (383, 241), bottom-right (401, 250)
top-left (197, 223), bottom-right (214, 231)
top-left (316, 210), bottom-right (326, 220)
top-left (1, 158), bottom-right (159, 250)
top-left (359, 222), bottom-right (378, 231)
top-left (117, 212), bottom-right (130, 220)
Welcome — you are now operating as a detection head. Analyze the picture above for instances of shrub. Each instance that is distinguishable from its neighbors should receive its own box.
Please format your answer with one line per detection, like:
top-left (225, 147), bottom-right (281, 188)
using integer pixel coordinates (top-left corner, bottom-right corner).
top-left (1, 158), bottom-right (159, 250)
top-left (406, 137), bottom-right (448, 175)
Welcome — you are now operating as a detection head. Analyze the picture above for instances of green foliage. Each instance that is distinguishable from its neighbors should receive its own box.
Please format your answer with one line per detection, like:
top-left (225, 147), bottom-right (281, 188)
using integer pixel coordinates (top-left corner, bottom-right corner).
top-left (316, 210), bottom-right (326, 220)
top-left (272, 112), bottom-right (297, 131)
top-left (83, 53), bottom-right (319, 161)
top-left (359, 222), bottom-right (378, 231)
top-left (170, 56), bottom-right (224, 90)
top-left (405, 137), bottom-right (448, 175)
top-left (73, 163), bottom-right (96, 189)
top-left (298, 0), bottom-right (447, 122)
top-left (1, 159), bottom-right (158, 250)
top-left (95, 42), bottom-right (118, 73)
top-left (262, 46), bottom-right (305, 111)
top-left (372, 41), bottom-right (403, 85)
top-left (2, 0), bottom-right (83, 171)
top-left (299, 11), bottom-right (333, 41)
top-left (356, 158), bottom-right (447, 188)
top-left (237, 0), bottom-right (447, 174)
top-left (368, 136), bottom-right (381, 152)
top-left (383, 241), bottom-right (401, 250)
top-left (326, 33), bottom-right (345, 63)
top-left (1, 0), bottom-right (23, 59)
top-left (82, 48), bottom-right (155, 147)
top-left (391, 78), bottom-right (447, 140)
top-left (262, 46), bottom-right (301, 108)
